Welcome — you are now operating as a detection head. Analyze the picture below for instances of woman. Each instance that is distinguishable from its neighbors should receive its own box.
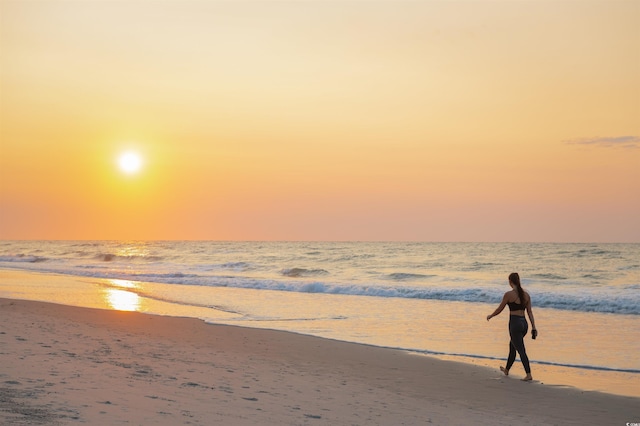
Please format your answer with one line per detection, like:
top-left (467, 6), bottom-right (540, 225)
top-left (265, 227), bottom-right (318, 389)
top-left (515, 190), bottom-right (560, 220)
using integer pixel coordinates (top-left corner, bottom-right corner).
top-left (486, 272), bottom-right (537, 381)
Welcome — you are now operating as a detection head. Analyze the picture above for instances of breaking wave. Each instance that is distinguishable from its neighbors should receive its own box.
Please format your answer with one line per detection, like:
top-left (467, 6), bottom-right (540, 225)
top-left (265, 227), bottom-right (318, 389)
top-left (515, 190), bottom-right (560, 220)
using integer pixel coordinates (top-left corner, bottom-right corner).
top-left (0, 254), bottom-right (48, 263)
top-left (281, 268), bottom-right (329, 277)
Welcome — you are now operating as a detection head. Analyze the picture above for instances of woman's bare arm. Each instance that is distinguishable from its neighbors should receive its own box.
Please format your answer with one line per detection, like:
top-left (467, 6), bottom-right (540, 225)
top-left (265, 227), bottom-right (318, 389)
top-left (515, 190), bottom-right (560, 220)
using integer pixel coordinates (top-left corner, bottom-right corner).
top-left (526, 295), bottom-right (536, 329)
top-left (487, 293), bottom-right (509, 321)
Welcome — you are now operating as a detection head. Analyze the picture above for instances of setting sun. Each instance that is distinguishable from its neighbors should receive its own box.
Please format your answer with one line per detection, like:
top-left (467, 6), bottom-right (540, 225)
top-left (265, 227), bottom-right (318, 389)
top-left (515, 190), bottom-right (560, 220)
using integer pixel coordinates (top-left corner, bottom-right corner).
top-left (118, 151), bottom-right (142, 174)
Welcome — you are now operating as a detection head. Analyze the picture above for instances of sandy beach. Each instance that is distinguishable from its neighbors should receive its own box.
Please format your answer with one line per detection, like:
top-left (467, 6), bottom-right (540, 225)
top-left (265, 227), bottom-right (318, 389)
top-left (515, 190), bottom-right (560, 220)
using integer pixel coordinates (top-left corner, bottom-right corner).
top-left (0, 298), bottom-right (637, 425)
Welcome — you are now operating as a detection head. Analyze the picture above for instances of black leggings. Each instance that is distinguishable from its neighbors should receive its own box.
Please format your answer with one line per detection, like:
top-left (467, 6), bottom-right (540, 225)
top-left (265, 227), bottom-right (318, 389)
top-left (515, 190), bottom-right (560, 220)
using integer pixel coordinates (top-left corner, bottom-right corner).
top-left (507, 315), bottom-right (531, 374)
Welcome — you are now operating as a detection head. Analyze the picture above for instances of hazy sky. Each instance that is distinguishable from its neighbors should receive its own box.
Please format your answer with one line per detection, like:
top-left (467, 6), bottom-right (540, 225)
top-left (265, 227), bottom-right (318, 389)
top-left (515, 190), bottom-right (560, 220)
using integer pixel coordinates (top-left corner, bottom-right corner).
top-left (1, 0), bottom-right (639, 242)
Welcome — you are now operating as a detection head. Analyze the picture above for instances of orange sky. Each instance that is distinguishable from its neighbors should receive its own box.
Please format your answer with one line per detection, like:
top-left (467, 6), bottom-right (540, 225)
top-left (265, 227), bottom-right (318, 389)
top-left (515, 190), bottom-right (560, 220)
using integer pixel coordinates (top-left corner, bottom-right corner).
top-left (1, 0), bottom-right (639, 242)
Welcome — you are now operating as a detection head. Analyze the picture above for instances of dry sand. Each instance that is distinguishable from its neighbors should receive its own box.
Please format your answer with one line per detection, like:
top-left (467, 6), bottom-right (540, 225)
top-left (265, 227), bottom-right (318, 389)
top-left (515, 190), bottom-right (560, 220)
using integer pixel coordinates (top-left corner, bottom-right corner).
top-left (0, 298), bottom-right (637, 425)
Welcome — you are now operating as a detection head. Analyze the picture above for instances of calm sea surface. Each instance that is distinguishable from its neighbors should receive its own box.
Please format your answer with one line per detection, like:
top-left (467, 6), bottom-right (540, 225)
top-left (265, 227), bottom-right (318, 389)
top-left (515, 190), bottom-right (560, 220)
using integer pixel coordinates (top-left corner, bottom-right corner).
top-left (1, 241), bottom-right (639, 396)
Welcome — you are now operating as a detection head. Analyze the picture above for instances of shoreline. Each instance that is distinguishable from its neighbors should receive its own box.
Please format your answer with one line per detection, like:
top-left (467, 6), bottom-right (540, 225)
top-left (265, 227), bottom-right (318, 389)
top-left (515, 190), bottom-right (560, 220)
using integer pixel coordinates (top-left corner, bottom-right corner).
top-left (1, 268), bottom-right (639, 400)
top-left (2, 297), bottom-right (639, 425)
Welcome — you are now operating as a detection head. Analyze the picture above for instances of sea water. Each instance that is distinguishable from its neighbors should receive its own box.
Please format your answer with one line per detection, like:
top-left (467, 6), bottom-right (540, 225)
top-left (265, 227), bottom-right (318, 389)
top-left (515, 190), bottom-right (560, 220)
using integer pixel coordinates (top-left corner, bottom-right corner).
top-left (1, 241), bottom-right (638, 396)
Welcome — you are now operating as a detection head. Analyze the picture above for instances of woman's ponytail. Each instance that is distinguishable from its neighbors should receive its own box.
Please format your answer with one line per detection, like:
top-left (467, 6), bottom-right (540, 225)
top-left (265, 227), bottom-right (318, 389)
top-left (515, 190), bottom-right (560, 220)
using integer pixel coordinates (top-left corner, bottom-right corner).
top-left (509, 272), bottom-right (526, 304)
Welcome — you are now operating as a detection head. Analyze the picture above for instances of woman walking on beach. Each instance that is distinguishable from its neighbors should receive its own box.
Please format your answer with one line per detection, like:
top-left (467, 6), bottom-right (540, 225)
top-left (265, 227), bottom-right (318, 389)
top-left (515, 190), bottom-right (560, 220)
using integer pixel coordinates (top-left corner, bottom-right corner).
top-left (486, 272), bottom-right (537, 381)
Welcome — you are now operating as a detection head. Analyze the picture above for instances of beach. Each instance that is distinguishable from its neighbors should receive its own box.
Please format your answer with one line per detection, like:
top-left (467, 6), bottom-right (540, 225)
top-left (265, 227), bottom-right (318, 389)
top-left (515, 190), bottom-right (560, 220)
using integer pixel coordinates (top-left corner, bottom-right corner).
top-left (1, 297), bottom-right (638, 425)
top-left (1, 241), bottom-right (639, 403)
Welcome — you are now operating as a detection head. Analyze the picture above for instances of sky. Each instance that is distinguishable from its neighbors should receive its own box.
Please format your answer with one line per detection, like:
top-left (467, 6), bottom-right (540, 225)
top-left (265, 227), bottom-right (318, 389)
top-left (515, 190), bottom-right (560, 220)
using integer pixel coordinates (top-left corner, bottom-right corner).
top-left (1, 0), bottom-right (639, 242)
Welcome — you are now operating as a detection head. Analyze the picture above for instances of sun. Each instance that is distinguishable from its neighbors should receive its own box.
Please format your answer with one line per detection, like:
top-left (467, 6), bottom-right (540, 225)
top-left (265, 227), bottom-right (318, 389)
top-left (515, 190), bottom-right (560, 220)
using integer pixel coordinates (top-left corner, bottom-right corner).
top-left (118, 151), bottom-right (143, 174)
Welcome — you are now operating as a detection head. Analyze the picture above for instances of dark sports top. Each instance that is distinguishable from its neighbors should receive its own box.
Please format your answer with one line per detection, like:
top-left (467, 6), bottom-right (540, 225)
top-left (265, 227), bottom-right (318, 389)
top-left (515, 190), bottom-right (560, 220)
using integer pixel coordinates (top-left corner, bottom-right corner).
top-left (508, 300), bottom-right (526, 311)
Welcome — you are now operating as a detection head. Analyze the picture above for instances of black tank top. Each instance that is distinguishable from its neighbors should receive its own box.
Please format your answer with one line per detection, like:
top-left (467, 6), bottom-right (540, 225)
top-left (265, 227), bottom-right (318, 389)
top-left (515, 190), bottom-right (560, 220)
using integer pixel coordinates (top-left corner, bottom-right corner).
top-left (508, 300), bottom-right (525, 311)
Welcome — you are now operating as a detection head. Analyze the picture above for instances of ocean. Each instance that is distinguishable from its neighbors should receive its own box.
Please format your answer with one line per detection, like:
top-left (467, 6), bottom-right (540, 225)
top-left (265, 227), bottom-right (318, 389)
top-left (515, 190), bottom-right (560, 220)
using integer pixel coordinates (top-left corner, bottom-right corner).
top-left (1, 241), bottom-right (639, 396)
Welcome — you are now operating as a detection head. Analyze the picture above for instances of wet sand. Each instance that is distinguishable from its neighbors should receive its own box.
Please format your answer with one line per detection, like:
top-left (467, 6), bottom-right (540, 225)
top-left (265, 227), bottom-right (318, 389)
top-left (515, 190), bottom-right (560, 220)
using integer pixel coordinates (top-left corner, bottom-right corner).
top-left (1, 298), bottom-right (638, 425)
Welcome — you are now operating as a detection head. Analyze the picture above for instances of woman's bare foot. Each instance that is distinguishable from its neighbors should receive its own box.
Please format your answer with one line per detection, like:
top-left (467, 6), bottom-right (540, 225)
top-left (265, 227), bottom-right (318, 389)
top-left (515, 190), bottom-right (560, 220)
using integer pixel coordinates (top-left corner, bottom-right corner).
top-left (500, 366), bottom-right (509, 376)
top-left (521, 374), bottom-right (533, 381)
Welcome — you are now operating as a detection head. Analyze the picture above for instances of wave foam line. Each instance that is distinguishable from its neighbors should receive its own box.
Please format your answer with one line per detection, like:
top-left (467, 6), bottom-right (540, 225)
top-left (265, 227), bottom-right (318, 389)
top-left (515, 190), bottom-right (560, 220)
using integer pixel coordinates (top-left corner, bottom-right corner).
top-left (116, 273), bottom-right (640, 315)
top-left (3, 264), bottom-right (639, 315)
top-left (406, 349), bottom-right (640, 374)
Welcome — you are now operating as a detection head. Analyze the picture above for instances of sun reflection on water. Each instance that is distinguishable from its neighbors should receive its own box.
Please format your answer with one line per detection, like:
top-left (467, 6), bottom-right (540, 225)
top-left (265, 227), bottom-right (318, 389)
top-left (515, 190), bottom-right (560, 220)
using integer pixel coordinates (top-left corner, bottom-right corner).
top-left (103, 279), bottom-right (141, 311)
top-left (115, 243), bottom-right (151, 260)
top-left (105, 288), bottom-right (140, 311)
top-left (110, 279), bottom-right (137, 289)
